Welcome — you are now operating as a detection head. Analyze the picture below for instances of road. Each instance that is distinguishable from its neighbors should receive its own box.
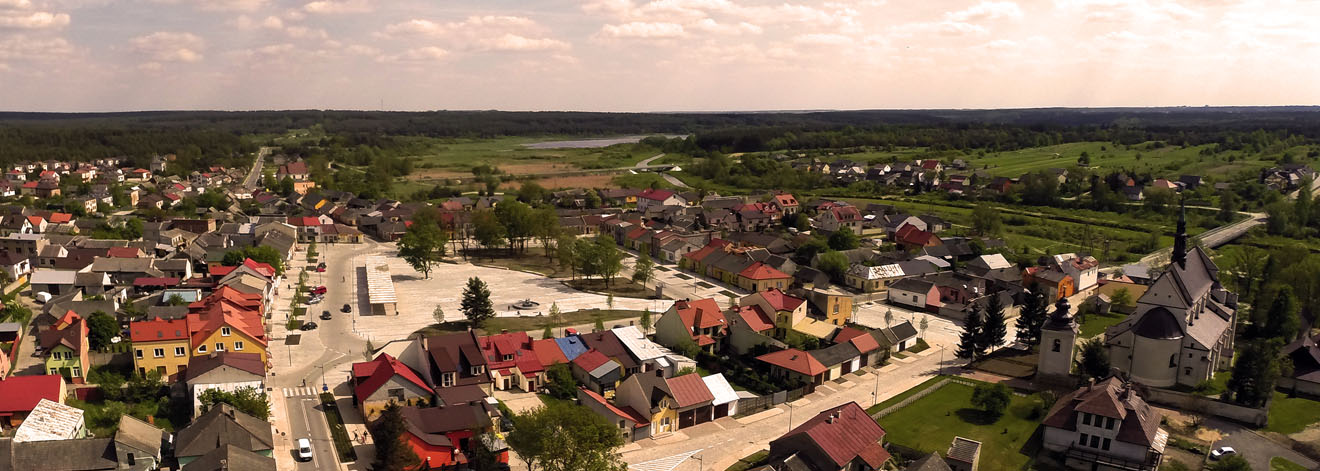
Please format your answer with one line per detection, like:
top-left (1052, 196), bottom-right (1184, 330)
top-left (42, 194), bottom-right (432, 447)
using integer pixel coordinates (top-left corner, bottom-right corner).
top-left (636, 153), bottom-right (666, 168)
top-left (1205, 417), bottom-right (1318, 471)
top-left (1103, 210), bottom-right (1267, 274)
top-left (285, 389), bottom-right (339, 470)
top-left (244, 147), bottom-right (272, 190)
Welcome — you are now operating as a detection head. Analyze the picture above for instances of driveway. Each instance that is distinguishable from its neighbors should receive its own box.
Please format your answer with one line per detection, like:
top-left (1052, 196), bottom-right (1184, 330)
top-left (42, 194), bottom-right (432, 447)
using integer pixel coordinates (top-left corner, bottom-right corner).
top-left (1206, 417), bottom-right (1318, 471)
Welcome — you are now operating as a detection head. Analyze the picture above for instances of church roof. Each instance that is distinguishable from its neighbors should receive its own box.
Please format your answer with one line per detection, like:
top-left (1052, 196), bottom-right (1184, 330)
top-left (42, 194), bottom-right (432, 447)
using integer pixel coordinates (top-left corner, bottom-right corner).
top-left (1133, 307), bottom-right (1184, 340)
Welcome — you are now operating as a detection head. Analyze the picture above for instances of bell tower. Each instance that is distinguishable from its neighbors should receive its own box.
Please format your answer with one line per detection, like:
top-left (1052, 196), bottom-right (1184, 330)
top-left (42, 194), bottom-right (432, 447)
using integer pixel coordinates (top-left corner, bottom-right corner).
top-left (1037, 297), bottom-right (1078, 383)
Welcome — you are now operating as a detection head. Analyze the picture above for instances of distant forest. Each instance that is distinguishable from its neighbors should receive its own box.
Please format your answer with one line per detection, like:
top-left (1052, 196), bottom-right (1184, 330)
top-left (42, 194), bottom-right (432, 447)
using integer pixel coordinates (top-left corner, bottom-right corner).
top-left (4, 107), bottom-right (1320, 169)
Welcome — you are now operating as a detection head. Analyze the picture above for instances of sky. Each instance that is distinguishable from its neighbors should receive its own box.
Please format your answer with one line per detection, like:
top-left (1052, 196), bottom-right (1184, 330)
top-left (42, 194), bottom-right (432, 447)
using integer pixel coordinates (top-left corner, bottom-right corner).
top-left (0, 0), bottom-right (1317, 112)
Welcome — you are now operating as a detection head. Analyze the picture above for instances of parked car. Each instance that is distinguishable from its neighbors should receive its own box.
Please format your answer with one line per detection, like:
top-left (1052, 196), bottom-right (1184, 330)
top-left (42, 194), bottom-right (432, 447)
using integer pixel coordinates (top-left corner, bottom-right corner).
top-left (300, 322), bottom-right (318, 331)
top-left (315, 266), bottom-right (326, 273)
top-left (307, 296), bottom-right (322, 305)
top-left (310, 286), bottom-right (327, 295)
top-left (34, 292), bottom-right (51, 304)
top-left (341, 303), bottom-right (351, 313)
top-left (1210, 447), bottom-right (1237, 460)
top-left (296, 438), bottom-right (313, 461)
top-left (320, 310), bottom-right (332, 320)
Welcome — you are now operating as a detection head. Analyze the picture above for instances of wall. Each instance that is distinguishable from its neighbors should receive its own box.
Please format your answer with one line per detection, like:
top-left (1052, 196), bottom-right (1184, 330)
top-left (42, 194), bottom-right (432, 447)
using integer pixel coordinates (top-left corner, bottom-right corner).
top-left (1141, 387), bottom-right (1268, 427)
top-left (1278, 378), bottom-right (1320, 397)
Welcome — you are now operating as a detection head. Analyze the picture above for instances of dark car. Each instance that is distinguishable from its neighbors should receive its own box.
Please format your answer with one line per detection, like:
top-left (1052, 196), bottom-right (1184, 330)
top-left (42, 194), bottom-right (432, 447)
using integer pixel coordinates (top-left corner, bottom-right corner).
top-left (299, 322), bottom-right (318, 331)
top-left (341, 303), bottom-right (351, 313)
top-left (320, 310), bottom-right (332, 320)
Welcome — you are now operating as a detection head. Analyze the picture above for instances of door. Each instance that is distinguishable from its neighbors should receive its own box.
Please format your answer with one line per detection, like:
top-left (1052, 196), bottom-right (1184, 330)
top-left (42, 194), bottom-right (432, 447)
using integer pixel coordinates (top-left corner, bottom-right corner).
top-left (860, 354), bottom-right (869, 367)
top-left (713, 403), bottom-right (729, 419)
top-left (694, 406), bottom-right (712, 425)
top-left (842, 361), bottom-right (854, 375)
top-left (679, 410), bottom-right (695, 429)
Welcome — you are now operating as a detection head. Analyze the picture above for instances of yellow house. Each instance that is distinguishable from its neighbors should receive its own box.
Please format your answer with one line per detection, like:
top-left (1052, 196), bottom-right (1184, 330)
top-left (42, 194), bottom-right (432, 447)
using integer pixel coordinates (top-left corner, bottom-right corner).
top-left (615, 372), bottom-right (680, 437)
top-left (130, 318), bottom-right (192, 378)
top-left (188, 312), bottom-right (268, 366)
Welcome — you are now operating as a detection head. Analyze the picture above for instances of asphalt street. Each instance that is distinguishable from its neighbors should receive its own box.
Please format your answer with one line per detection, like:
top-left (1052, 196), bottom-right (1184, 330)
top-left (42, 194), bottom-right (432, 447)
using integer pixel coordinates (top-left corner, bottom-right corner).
top-left (285, 391), bottom-right (339, 471)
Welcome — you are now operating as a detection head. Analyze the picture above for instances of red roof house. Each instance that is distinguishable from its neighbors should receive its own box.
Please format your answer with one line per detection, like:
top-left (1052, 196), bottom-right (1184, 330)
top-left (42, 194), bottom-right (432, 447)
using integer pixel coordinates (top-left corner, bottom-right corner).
top-left (352, 353), bottom-right (434, 419)
top-left (757, 348), bottom-right (827, 384)
top-left (0, 375), bottom-right (66, 429)
top-left (768, 401), bottom-right (890, 470)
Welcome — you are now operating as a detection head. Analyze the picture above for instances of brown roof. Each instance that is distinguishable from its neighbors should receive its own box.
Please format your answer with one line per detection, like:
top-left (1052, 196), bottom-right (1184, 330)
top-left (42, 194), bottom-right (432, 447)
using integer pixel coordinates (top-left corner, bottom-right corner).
top-left (771, 402), bottom-right (887, 469)
top-left (666, 373), bottom-right (714, 408)
top-left (1041, 377), bottom-right (1162, 446)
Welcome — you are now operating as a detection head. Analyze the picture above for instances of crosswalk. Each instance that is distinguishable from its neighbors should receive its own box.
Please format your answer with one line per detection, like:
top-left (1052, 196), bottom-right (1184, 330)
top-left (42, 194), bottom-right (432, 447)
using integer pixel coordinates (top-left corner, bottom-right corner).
top-left (281, 387), bottom-right (321, 398)
top-left (629, 449), bottom-right (702, 471)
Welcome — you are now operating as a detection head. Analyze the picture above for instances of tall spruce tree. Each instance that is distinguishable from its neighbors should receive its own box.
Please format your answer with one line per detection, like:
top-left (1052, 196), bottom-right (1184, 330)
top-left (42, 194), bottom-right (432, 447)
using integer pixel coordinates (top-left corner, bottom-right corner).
top-left (1015, 289), bottom-right (1048, 346)
top-left (981, 294), bottom-right (1008, 352)
top-left (371, 402), bottom-right (421, 471)
top-left (461, 277), bottom-right (495, 328)
top-left (956, 304), bottom-right (985, 360)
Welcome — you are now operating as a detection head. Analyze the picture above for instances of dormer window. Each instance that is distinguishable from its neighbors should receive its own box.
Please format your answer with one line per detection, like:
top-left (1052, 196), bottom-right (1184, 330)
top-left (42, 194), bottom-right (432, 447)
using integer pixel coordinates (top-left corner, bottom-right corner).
top-left (221, 327), bottom-right (232, 337)
top-left (502, 354), bottom-right (513, 362)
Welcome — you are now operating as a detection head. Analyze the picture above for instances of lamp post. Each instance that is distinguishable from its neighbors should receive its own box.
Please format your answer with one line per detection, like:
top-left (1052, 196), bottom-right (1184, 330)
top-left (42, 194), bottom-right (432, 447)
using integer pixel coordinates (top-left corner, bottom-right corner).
top-left (694, 454), bottom-right (703, 471)
top-left (787, 403), bottom-right (795, 432)
top-left (316, 363), bottom-right (328, 393)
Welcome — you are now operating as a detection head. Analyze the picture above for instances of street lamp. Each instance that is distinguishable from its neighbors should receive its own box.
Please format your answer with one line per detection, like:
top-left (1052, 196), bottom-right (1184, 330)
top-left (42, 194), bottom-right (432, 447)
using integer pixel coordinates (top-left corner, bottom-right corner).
top-left (316, 363), bottom-right (328, 393)
top-left (694, 454), bottom-right (703, 471)
top-left (786, 403), bottom-right (795, 432)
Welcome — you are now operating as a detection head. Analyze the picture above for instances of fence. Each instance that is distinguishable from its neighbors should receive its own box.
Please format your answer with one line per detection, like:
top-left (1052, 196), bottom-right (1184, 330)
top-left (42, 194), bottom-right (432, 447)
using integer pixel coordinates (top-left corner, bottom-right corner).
top-left (1142, 387), bottom-right (1269, 427)
top-left (733, 384), bottom-right (814, 418)
top-left (873, 378), bottom-right (962, 418)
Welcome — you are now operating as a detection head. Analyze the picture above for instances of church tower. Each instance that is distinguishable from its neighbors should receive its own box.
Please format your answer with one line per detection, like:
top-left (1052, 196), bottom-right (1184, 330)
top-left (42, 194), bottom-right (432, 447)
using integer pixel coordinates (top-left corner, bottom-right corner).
top-left (1037, 297), bottom-right (1078, 383)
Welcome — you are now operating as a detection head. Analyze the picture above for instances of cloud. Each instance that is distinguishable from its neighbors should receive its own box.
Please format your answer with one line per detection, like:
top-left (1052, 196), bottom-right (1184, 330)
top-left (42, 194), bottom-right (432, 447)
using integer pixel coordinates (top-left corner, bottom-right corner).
top-left (596, 21), bottom-right (686, 39)
top-left (1054, 0), bottom-right (1199, 23)
top-left (0, 33), bottom-right (72, 60)
top-left (129, 31), bottom-right (205, 63)
top-left (0, 0), bottom-right (69, 30)
top-left (302, 0), bottom-right (372, 14)
top-left (149, 0), bottom-right (268, 11)
top-left (946, 1), bottom-right (1023, 22)
top-left (380, 16), bottom-right (569, 52)
top-left (377, 46), bottom-right (448, 63)
top-left (688, 18), bottom-right (761, 35)
top-left (792, 33), bottom-right (853, 46)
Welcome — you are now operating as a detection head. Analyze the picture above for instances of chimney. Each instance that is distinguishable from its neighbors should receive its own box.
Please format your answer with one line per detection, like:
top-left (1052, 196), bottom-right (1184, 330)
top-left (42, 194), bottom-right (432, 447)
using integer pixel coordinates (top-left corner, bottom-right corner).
top-left (1087, 377), bottom-right (1095, 391)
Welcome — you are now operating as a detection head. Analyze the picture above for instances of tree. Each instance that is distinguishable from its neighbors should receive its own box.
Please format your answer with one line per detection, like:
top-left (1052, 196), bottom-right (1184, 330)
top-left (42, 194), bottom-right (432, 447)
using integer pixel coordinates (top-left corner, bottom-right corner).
top-left (548, 302), bottom-right (562, 336)
top-left (632, 252), bottom-right (654, 285)
top-left (1253, 285), bottom-right (1300, 342)
top-left (606, 294), bottom-right (615, 311)
top-left (827, 227), bottom-right (860, 250)
top-left (86, 311), bottom-right (119, 350)
top-left (1227, 339), bottom-right (1283, 408)
top-left (639, 309), bottom-right (652, 335)
top-left (278, 176), bottom-right (295, 196)
top-left (1109, 287), bottom-right (1133, 308)
top-left (594, 235), bottom-right (623, 287)
top-left (1076, 338), bottom-right (1110, 379)
top-left (495, 199), bottom-right (536, 253)
top-left (532, 208), bottom-right (561, 259)
top-left (557, 234), bottom-right (580, 278)
top-left (507, 401), bottom-right (627, 471)
top-left (1218, 190), bottom-right (1239, 222)
top-left (971, 204), bottom-right (1003, 236)
top-left (970, 382), bottom-right (1012, 420)
top-left (543, 364), bottom-right (578, 400)
top-left (432, 306), bottom-right (445, 325)
top-left (884, 309), bottom-right (894, 327)
top-left (518, 181), bottom-right (549, 204)
top-left (543, 325), bottom-right (554, 339)
top-left (221, 246), bottom-right (285, 275)
top-left (461, 277), bottom-right (495, 328)
top-left (397, 212), bottom-right (448, 279)
top-left (472, 209), bottom-right (507, 251)
top-left (1209, 455), bottom-right (1251, 471)
top-left (371, 402), bottom-right (421, 471)
top-left (956, 304), bottom-right (985, 361)
top-left (816, 250), bottom-right (850, 283)
top-left (980, 294), bottom-right (1008, 351)
top-left (1015, 289), bottom-right (1048, 346)
top-left (919, 315), bottom-right (929, 338)
top-left (594, 315), bottom-right (605, 332)
top-left (166, 294), bottom-right (187, 306)
top-left (198, 386), bottom-right (271, 420)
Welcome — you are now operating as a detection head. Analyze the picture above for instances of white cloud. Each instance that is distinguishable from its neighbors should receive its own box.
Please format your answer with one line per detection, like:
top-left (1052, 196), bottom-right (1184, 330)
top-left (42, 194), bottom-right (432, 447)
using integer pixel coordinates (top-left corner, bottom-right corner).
top-left (947, 1), bottom-right (1023, 22)
top-left (149, 0), bottom-right (268, 12)
top-left (0, 34), bottom-right (72, 60)
top-left (1054, 0), bottom-right (1199, 23)
top-left (0, 0), bottom-right (33, 9)
top-left (688, 18), bottom-right (761, 35)
top-left (792, 33), bottom-right (853, 46)
top-left (597, 21), bottom-right (686, 39)
top-left (380, 16), bottom-right (569, 52)
top-left (129, 31), bottom-right (205, 63)
top-left (377, 46), bottom-right (448, 63)
top-left (302, 0), bottom-right (372, 14)
top-left (0, 10), bottom-right (67, 29)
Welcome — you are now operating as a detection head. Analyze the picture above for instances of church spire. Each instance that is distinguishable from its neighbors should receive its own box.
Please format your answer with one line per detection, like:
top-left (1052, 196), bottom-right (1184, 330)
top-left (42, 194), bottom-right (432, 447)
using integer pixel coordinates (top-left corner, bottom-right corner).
top-left (1172, 194), bottom-right (1187, 268)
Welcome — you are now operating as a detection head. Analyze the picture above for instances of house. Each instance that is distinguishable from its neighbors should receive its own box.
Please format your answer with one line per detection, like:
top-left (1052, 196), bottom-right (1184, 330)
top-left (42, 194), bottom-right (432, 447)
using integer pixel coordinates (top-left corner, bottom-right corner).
top-left (12, 398), bottom-right (86, 442)
top-left (0, 415), bottom-right (166, 471)
top-left (946, 437), bottom-right (981, 471)
top-left (845, 263), bottom-right (905, 293)
top-left (276, 161), bottom-right (309, 181)
top-left (809, 342), bottom-right (864, 381)
top-left (615, 370), bottom-right (715, 434)
top-left (895, 224), bottom-right (942, 251)
top-left (1103, 224), bottom-right (1236, 388)
top-left (179, 445), bottom-right (276, 471)
top-left (1023, 267), bottom-right (1075, 302)
top-left (773, 193), bottom-right (800, 215)
top-left (398, 399), bottom-right (509, 469)
top-left (186, 352), bottom-right (267, 417)
top-left (816, 205), bottom-right (862, 233)
top-left (477, 331), bottom-right (546, 392)
top-left (637, 189), bottom-right (686, 210)
top-left (1053, 254), bottom-right (1101, 292)
top-left (571, 349), bottom-right (623, 397)
top-left (131, 317), bottom-right (192, 379)
top-left (1281, 334), bottom-right (1320, 396)
top-left (40, 311), bottom-right (90, 383)
top-left (0, 250), bottom-right (31, 281)
top-left (888, 277), bottom-right (939, 312)
top-left (412, 331), bottom-right (494, 394)
top-left (577, 387), bottom-right (651, 442)
top-left (1041, 377), bottom-right (1168, 471)
top-left (30, 270), bottom-right (78, 296)
top-left (174, 405), bottom-right (274, 467)
top-left (738, 262), bottom-right (792, 292)
top-left (611, 325), bottom-right (689, 376)
top-left (578, 330), bottom-right (642, 376)
top-left (765, 401), bottom-right (890, 471)
top-left (0, 374), bottom-right (65, 432)
top-left (757, 348), bottom-right (828, 386)
top-left (654, 298), bottom-right (727, 354)
top-left (352, 352), bottom-right (435, 420)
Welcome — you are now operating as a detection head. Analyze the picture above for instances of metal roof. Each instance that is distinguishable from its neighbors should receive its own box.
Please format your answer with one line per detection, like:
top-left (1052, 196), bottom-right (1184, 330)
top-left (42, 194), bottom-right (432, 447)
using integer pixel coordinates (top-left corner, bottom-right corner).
top-left (701, 373), bottom-right (739, 406)
top-left (364, 256), bottom-right (397, 305)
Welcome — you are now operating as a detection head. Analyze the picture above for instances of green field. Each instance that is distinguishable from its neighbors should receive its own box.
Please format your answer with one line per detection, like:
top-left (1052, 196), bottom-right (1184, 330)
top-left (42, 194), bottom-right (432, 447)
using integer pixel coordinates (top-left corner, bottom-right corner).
top-left (1078, 312), bottom-right (1128, 338)
top-left (1266, 392), bottom-right (1320, 435)
top-left (960, 141), bottom-right (1278, 180)
top-left (1271, 457), bottom-right (1309, 471)
top-left (876, 382), bottom-right (1045, 469)
top-left (402, 136), bottom-right (664, 173)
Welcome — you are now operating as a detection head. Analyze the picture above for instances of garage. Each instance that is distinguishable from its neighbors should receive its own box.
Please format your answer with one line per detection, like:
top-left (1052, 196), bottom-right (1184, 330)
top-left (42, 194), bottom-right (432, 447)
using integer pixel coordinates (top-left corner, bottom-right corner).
top-left (703, 374), bottom-right (740, 419)
top-left (713, 403), bottom-right (729, 419)
top-left (679, 410), bottom-right (696, 429)
top-left (694, 405), bottom-right (713, 425)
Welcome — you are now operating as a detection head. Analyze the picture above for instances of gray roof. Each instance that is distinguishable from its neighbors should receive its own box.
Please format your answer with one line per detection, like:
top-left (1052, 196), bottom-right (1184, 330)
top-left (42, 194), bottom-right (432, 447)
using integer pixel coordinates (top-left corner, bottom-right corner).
top-left (3, 437), bottom-right (118, 471)
top-left (808, 342), bottom-right (859, 367)
top-left (890, 320), bottom-right (918, 342)
top-left (180, 445), bottom-right (276, 471)
top-left (908, 453), bottom-right (953, 471)
top-left (114, 415), bottom-right (165, 457)
top-left (174, 405), bottom-right (273, 458)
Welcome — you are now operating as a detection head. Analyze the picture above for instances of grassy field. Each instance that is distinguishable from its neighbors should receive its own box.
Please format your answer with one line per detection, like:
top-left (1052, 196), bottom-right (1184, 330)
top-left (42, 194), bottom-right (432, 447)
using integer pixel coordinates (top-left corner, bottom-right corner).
top-left (963, 141), bottom-right (1279, 180)
top-left (612, 172), bottom-right (675, 189)
top-left (1265, 392), bottom-right (1320, 435)
top-left (877, 382), bottom-right (1045, 469)
top-left (1078, 311), bottom-right (1128, 338)
top-left (865, 375), bottom-right (950, 415)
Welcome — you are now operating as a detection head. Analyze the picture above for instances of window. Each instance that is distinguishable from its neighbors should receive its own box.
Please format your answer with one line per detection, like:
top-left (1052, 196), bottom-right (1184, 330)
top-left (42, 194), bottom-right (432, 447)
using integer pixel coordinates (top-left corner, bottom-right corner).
top-left (1078, 433), bottom-right (1088, 446)
top-left (49, 368), bottom-right (58, 375)
top-left (442, 373), bottom-right (455, 387)
top-left (71, 367), bottom-right (81, 377)
top-left (1106, 417), bottom-right (1115, 429)
top-left (153, 348), bottom-right (164, 358)
top-left (1184, 367), bottom-right (1193, 376)
top-left (470, 366), bottom-right (483, 375)
top-left (1081, 413), bottom-right (1090, 426)
top-left (198, 345), bottom-right (207, 353)
top-left (234, 341), bottom-right (244, 351)
top-left (135, 349), bottom-right (143, 359)
top-left (175, 347), bottom-right (186, 356)
top-left (502, 354), bottom-right (513, 361)
top-left (1090, 436), bottom-right (1100, 448)
top-left (1052, 339), bottom-right (1061, 352)
top-left (1101, 438), bottom-right (1111, 451)
top-left (221, 327), bottom-right (231, 336)
top-left (215, 343), bottom-right (225, 351)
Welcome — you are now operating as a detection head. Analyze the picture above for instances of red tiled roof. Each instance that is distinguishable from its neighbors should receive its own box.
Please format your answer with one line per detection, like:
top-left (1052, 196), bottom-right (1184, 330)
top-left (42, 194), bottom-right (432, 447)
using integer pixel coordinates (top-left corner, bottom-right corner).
top-left (579, 387), bottom-right (649, 428)
top-left (735, 305), bottom-right (774, 332)
top-left (830, 206), bottom-right (861, 222)
top-left (209, 266), bottom-right (237, 277)
top-left (848, 331), bottom-right (881, 354)
top-left (531, 339), bottom-right (568, 368)
top-left (131, 317), bottom-right (191, 342)
top-left (288, 216), bottom-right (320, 227)
top-left (45, 212), bottom-right (72, 223)
top-left (774, 194), bottom-right (798, 206)
top-left (56, 310), bottom-right (81, 329)
top-left (694, 334), bottom-right (715, 346)
top-left (739, 262), bottom-right (790, 281)
top-left (779, 402), bottom-right (888, 469)
top-left (572, 349), bottom-right (610, 372)
top-left (638, 188), bottom-right (676, 201)
top-left (26, 216), bottom-right (42, 226)
top-left (0, 375), bottom-right (63, 414)
top-left (242, 258), bottom-right (277, 277)
top-left (666, 373), bottom-right (714, 408)
top-left (757, 348), bottom-right (827, 376)
top-left (354, 352), bottom-right (434, 400)
top-left (757, 288), bottom-right (803, 311)
top-left (673, 298), bottom-right (726, 330)
top-left (21, 182), bottom-right (37, 189)
top-left (106, 247), bottom-right (140, 258)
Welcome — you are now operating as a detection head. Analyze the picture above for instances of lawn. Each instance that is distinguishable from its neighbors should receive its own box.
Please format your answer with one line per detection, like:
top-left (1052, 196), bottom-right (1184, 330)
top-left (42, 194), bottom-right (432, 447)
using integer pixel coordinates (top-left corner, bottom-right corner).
top-left (414, 309), bottom-right (647, 337)
top-left (1271, 457), bottom-right (1309, 471)
top-left (319, 393), bottom-right (358, 463)
top-left (612, 172), bottom-right (675, 189)
top-left (876, 382), bottom-right (1045, 469)
top-left (465, 251), bottom-right (570, 278)
top-left (1078, 311), bottom-right (1128, 339)
top-left (726, 450), bottom-right (769, 471)
top-left (866, 375), bottom-right (950, 415)
top-left (565, 277), bottom-right (653, 298)
top-left (1265, 392), bottom-right (1320, 435)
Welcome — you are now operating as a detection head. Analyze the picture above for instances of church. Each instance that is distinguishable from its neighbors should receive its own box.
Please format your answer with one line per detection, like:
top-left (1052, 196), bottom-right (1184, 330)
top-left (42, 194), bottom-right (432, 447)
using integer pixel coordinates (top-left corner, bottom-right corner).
top-left (1102, 202), bottom-right (1238, 388)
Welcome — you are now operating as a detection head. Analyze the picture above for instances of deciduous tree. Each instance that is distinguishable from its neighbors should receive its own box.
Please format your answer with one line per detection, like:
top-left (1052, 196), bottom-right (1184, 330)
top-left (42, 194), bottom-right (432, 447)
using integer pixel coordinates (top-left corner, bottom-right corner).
top-left (632, 253), bottom-right (654, 285)
top-left (86, 311), bottom-right (119, 350)
top-left (1076, 338), bottom-right (1110, 379)
top-left (971, 382), bottom-right (1011, 420)
top-left (507, 401), bottom-right (627, 471)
